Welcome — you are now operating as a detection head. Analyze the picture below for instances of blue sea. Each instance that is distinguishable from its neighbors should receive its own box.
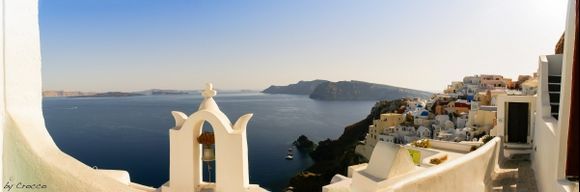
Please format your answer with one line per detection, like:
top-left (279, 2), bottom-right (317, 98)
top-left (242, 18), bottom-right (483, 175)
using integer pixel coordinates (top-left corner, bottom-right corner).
top-left (42, 93), bottom-right (374, 191)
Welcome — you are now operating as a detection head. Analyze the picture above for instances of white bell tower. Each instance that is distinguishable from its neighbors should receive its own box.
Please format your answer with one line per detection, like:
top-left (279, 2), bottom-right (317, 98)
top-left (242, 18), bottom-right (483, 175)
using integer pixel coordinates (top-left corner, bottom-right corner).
top-left (160, 83), bottom-right (266, 192)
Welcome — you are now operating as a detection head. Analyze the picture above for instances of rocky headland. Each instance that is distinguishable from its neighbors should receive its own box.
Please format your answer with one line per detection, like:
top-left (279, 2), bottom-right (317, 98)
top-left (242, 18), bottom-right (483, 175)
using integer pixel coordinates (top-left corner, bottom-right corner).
top-left (263, 80), bottom-right (431, 101)
top-left (287, 98), bottom-right (411, 191)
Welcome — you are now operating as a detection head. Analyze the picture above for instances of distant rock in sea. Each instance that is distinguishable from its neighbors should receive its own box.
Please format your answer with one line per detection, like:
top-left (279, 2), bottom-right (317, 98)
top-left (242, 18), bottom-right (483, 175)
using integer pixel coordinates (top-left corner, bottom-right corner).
top-left (262, 80), bottom-right (330, 95)
top-left (293, 135), bottom-right (316, 151)
top-left (309, 80), bottom-right (432, 101)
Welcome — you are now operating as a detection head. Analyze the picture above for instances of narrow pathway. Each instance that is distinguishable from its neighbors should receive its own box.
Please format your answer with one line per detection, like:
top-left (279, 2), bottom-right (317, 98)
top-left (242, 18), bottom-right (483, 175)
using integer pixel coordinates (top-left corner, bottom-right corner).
top-left (491, 154), bottom-right (538, 192)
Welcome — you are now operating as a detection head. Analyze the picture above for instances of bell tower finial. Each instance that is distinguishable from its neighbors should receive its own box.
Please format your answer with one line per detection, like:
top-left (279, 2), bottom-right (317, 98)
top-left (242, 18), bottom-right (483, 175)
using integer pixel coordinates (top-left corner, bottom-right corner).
top-left (198, 83), bottom-right (219, 111)
top-left (202, 83), bottom-right (217, 98)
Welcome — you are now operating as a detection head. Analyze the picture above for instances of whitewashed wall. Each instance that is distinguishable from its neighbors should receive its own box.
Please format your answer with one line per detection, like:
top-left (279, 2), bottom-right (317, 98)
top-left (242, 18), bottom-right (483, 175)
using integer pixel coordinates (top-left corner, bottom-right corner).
top-left (323, 138), bottom-right (501, 192)
top-left (532, 0), bottom-right (578, 191)
top-left (1, 0), bottom-right (148, 191)
top-left (1, 0), bottom-right (5, 185)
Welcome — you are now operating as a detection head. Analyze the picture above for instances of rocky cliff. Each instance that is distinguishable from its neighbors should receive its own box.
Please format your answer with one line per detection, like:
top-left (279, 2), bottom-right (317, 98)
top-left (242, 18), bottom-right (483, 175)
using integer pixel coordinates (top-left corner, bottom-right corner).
top-left (287, 99), bottom-right (410, 191)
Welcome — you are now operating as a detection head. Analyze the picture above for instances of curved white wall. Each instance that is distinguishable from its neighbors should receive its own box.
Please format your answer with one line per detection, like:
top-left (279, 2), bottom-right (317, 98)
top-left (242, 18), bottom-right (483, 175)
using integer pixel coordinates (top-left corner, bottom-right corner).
top-left (1, 0), bottom-right (148, 191)
top-left (381, 138), bottom-right (500, 192)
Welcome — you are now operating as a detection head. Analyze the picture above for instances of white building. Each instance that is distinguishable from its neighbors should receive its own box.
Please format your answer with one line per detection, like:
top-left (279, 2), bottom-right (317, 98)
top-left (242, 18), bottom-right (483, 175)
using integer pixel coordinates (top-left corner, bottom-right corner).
top-left (455, 115), bottom-right (468, 129)
top-left (417, 126), bottom-right (431, 139)
top-left (462, 75), bottom-right (481, 95)
top-left (406, 99), bottom-right (426, 111)
top-left (521, 78), bottom-right (539, 95)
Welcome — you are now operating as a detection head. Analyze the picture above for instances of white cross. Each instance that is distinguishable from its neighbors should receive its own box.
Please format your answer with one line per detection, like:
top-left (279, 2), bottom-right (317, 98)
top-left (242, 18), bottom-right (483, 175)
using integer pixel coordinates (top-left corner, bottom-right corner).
top-left (202, 83), bottom-right (217, 98)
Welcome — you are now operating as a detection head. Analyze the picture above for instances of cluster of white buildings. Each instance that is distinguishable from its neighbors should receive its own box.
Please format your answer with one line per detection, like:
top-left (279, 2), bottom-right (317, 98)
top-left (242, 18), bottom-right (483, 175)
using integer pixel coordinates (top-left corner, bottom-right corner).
top-left (356, 74), bottom-right (539, 160)
top-left (327, 24), bottom-right (578, 191)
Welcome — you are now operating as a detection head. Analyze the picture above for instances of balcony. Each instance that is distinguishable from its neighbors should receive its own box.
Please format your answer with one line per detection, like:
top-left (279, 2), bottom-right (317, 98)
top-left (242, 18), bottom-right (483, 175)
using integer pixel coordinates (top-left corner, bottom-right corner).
top-left (324, 137), bottom-right (539, 192)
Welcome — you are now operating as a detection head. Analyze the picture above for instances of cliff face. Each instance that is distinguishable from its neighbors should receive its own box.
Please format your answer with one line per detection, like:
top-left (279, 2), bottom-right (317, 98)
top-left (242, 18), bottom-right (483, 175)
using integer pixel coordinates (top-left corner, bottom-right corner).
top-left (288, 99), bottom-right (409, 191)
top-left (309, 80), bottom-right (431, 101)
top-left (262, 80), bottom-right (330, 95)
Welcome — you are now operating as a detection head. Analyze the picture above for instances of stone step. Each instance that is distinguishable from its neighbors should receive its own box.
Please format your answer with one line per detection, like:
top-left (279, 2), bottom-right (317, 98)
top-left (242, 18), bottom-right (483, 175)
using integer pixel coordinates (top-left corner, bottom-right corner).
top-left (548, 75), bottom-right (562, 83)
top-left (509, 153), bottom-right (531, 160)
top-left (548, 84), bottom-right (561, 92)
top-left (505, 143), bottom-right (533, 150)
top-left (551, 105), bottom-right (560, 113)
top-left (503, 148), bottom-right (533, 160)
top-left (550, 92), bottom-right (560, 103)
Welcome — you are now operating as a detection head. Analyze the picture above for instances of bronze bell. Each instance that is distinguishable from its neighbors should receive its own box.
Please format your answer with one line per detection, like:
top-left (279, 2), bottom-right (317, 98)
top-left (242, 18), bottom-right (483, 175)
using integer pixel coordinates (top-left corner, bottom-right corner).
top-left (197, 132), bottom-right (215, 161)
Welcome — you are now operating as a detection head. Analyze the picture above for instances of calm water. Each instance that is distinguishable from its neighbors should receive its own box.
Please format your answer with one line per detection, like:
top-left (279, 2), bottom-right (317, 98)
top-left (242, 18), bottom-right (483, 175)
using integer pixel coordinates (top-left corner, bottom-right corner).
top-left (42, 93), bottom-right (374, 191)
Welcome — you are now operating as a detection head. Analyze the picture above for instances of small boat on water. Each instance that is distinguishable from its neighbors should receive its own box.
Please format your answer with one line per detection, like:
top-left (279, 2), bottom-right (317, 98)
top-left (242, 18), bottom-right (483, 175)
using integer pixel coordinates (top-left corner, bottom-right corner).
top-left (286, 147), bottom-right (294, 160)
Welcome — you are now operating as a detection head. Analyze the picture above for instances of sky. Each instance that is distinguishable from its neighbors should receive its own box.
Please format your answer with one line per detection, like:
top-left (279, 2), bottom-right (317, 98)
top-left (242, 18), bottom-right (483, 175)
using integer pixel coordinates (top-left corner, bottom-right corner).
top-left (39, 0), bottom-right (568, 92)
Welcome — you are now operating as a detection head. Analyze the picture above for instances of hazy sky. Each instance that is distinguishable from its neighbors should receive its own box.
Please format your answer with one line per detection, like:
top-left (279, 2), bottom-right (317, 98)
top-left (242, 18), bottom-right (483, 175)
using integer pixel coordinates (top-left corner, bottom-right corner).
top-left (40, 0), bottom-right (567, 92)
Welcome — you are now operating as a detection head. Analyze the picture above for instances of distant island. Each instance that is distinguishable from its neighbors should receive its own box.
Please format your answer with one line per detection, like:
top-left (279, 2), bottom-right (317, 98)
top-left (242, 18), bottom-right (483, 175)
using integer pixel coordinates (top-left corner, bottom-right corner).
top-left (134, 89), bottom-right (196, 95)
top-left (42, 90), bottom-right (97, 97)
top-left (263, 80), bottom-right (432, 101)
top-left (43, 90), bottom-right (173, 98)
top-left (43, 89), bottom-right (260, 98)
top-left (263, 79), bottom-right (329, 95)
top-left (43, 89), bottom-right (187, 98)
top-left (71, 92), bottom-right (144, 98)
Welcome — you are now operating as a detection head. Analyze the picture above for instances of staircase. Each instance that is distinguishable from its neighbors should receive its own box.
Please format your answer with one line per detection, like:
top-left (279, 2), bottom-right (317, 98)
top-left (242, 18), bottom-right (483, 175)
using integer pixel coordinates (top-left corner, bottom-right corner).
top-left (548, 75), bottom-right (561, 119)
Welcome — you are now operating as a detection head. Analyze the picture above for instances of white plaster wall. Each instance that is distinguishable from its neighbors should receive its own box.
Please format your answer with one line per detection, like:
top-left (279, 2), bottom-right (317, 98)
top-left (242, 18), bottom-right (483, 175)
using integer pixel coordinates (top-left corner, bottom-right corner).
top-left (1, 0), bottom-right (147, 191)
top-left (532, 1), bottom-right (577, 191)
top-left (1, 0), bottom-right (5, 184)
top-left (555, 0), bottom-right (576, 181)
top-left (532, 54), bottom-right (562, 192)
top-left (379, 137), bottom-right (500, 192)
top-left (323, 138), bottom-right (501, 192)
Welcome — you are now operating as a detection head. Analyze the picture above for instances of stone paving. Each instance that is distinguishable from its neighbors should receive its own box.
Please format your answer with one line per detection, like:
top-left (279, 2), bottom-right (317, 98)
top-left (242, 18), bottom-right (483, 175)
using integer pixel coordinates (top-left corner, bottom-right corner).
top-left (491, 154), bottom-right (538, 192)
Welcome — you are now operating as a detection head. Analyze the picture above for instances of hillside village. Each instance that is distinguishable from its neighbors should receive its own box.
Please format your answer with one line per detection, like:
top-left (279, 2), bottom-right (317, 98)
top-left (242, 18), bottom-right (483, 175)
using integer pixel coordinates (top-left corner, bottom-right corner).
top-left (355, 74), bottom-right (539, 159)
